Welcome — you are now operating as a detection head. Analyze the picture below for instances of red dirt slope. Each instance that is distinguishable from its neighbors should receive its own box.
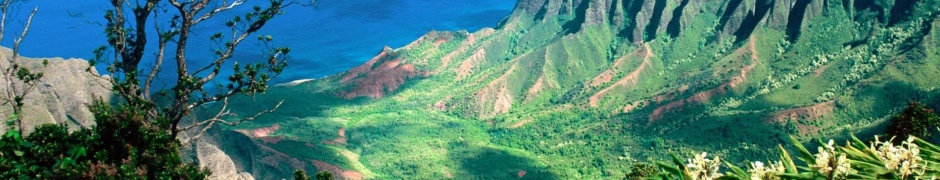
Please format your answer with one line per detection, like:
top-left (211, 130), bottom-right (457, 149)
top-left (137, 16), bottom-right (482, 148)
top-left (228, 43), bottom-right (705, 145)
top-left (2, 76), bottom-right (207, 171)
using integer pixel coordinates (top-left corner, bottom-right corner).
top-left (648, 37), bottom-right (760, 124)
top-left (341, 47), bottom-right (426, 99)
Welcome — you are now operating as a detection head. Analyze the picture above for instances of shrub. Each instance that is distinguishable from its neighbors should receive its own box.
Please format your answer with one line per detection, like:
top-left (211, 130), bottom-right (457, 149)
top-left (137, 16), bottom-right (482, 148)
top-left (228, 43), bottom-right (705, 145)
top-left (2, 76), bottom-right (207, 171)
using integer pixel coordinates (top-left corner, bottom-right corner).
top-left (624, 162), bottom-right (659, 179)
top-left (0, 99), bottom-right (209, 179)
top-left (885, 102), bottom-right (940, 143)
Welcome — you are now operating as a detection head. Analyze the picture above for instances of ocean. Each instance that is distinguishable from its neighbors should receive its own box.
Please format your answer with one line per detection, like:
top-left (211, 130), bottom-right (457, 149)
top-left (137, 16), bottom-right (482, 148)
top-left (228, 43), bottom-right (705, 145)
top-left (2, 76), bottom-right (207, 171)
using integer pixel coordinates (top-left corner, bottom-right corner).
top-left (1, 0), bottom-right (516, 85)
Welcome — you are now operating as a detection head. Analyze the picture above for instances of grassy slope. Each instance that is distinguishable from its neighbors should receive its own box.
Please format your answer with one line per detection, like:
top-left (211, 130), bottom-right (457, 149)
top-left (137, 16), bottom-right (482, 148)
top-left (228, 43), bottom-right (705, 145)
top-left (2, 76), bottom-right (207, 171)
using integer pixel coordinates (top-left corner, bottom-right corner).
top-left (204, 0), bottom-right (940, 179)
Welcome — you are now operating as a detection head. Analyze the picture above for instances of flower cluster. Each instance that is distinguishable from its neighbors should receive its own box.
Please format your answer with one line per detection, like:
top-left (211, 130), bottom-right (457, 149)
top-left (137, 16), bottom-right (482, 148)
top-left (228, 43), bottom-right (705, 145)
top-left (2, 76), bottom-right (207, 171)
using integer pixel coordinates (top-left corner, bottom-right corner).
top-left (871, 136), bottom-right (926, 179)
top-left (748, 161), bottom-right (784, 180)
top-left (813, 140), bottom-right (853, 178)
top-left (687, 152), bottom-right (722, 180)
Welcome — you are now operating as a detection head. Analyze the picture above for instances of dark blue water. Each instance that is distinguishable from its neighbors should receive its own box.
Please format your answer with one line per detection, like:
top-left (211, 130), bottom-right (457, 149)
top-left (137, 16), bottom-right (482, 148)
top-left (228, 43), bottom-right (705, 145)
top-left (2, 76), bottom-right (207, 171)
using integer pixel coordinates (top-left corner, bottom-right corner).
top-left (2, 0), bottom-right (515, 85)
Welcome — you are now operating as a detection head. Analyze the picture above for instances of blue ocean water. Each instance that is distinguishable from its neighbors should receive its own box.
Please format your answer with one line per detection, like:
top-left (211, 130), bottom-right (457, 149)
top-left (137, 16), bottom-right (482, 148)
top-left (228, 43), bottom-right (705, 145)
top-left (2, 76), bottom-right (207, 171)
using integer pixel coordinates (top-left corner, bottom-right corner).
top-left (1, 0), bottom-right (516, 85)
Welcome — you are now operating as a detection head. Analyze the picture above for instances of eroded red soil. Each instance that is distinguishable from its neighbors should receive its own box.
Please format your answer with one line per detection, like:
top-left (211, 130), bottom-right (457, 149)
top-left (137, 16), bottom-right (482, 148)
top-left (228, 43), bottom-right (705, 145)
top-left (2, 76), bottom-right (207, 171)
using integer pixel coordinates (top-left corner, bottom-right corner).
top-left (767, 101), bottom-right (835, 136)
top-left (648, 37), bottom-right (760, 124)
top-left (341, 47), bottom-right (424, 99)
top-left (475, 63), bottom-right (518, 117)
top-left (312, 160), bottom-right (364, 180)
top-left (235, 124), bottom-right (281, 138)
top-left (589, 44), bottom-right (653, 107)
top-left (324, 128), bottom-right (348, 145)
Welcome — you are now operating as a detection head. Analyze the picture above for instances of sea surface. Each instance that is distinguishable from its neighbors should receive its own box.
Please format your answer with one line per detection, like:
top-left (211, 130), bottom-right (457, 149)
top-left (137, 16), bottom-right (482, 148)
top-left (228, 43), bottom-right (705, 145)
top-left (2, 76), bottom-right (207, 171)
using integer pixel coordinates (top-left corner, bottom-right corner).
top-left (1, 0), bottom-right (516, 85)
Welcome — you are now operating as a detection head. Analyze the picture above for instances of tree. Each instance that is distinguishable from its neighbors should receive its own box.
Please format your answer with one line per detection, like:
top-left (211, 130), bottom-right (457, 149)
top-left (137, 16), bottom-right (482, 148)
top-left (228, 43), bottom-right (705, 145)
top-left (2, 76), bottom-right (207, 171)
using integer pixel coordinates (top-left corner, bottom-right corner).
top-left (94, 0), bottom-right (300, 145)
top-left (885, 101), bottom-right (940, 143)
top-left (1, 0), bottom-right (311, 178)
top-left (316, 170), bottom-right (334, 180)
top-left (0, 0), bottom-right (44, 135)
top-left (293, 170), bottom-right (333, 180)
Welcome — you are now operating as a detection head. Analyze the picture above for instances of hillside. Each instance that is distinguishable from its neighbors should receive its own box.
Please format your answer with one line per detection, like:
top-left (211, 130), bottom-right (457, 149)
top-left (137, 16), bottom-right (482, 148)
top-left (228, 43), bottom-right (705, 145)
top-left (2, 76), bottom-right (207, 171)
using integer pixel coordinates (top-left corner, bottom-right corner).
top-left (199, 0), bottom-right (940, 179)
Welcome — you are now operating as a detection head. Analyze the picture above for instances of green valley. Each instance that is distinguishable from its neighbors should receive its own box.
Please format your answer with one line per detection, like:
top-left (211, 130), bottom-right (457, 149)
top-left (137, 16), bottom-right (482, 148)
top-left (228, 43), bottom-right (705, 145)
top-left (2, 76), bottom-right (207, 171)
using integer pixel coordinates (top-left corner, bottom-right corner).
top-left (191, 0), bottom-right (940, 179)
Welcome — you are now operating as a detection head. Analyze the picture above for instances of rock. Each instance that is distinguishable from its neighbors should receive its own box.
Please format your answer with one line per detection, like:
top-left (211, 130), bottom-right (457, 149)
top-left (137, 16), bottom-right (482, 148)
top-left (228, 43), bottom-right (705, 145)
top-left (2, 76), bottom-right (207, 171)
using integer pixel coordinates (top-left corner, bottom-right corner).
top-left (197, 142), bottom-right (255, 180)
top-left (0, 47), bottom-right (111, 134)
top-left (766, 0), bottom-right (796, 28)
top-left (676, 0), bottom-right (707, 35)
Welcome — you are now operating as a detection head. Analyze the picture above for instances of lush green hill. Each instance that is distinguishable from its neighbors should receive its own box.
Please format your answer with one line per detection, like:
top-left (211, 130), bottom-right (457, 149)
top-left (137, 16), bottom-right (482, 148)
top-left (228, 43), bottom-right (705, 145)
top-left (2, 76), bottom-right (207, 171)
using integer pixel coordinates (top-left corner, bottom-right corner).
top-left (197, 0), bottom-right (940, 179)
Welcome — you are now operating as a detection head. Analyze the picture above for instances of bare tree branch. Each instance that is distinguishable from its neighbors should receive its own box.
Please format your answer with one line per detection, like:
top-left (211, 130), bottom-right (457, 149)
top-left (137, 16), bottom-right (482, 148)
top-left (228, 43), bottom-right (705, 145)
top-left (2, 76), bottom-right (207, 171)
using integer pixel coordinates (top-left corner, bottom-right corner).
top-left (178, 97), bottom-right (283, 146)
top-left (11, 7), bottom-right (36, 64)
top-left (99, 0), bottom-right (294, 142)
top-left (0, 2), bottom-right (40, 134)
top-left (144, 9), bottom-right (170, 101)
top-left (193, 0), bottom-right (243, 24)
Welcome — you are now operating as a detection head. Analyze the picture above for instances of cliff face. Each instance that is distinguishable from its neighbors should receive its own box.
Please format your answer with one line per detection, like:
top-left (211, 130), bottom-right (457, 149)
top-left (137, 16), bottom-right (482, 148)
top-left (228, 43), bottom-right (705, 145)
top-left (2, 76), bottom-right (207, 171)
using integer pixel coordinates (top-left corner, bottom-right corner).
top-left (511, 0), bottom-right (848, 42)
top-left (0, 47), bottom-right (111, 134)
top-left (332, 0), bottom-right (940, 120)
top-left (196, 142), bottom-right (255, 180)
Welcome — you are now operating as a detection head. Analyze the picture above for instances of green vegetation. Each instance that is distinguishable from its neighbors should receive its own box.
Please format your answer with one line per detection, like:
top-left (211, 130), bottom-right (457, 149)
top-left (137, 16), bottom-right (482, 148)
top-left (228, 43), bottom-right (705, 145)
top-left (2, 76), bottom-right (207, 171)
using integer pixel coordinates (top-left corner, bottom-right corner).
top-left (0, 0), bottom-right (307, 179)
top-left (886, 102), bottom-right (940, 142)
top-left (2, 0), bottom-right (940, 179)
top-left (0, 0), bottom-right (48, 134)
top-left (0, 101), bottom-right (208, 179)
top-left (294, 170), bottom-right (332, 180)
top-left (208, 0), bottom-right (940, 178)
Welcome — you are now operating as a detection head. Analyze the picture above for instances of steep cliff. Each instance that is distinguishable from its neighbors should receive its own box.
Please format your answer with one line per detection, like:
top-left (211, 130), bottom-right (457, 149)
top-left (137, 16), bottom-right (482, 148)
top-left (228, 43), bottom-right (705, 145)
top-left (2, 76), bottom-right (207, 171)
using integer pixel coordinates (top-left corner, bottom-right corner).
top-left (0, 47), bottom-right (111, 134)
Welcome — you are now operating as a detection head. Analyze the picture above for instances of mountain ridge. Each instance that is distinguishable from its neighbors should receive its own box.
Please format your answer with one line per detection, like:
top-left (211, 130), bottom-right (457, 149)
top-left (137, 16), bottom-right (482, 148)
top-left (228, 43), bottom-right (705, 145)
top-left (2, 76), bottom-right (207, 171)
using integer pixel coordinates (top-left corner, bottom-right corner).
top-left (204, 0), bottom-right (940, 178)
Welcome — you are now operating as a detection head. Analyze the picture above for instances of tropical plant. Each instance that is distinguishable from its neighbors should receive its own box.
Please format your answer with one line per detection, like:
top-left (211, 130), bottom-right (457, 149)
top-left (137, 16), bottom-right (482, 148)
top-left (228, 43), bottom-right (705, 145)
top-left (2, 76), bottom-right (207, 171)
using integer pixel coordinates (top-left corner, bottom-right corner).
top-left (646, 134), bottom-right (940, 180)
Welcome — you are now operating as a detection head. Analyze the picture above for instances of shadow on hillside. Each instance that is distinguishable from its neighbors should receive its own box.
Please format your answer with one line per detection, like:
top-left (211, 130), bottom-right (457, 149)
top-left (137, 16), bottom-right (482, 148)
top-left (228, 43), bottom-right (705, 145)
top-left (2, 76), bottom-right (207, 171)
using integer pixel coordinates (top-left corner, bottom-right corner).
top-left (199, 79), bottom-right (374, 124)
top-left (448, 142), bottom-right (560, 180)
top-left (650, 79), bottom-right (940, 163)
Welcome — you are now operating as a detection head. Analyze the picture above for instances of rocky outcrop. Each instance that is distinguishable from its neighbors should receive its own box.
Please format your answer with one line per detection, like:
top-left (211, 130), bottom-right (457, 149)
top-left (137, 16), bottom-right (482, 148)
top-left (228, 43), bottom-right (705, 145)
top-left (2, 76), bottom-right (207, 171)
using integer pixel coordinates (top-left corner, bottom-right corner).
top-left (0, 47), bottom-right (111, 134)
top-left (197, 142), bottom-right (255, 180)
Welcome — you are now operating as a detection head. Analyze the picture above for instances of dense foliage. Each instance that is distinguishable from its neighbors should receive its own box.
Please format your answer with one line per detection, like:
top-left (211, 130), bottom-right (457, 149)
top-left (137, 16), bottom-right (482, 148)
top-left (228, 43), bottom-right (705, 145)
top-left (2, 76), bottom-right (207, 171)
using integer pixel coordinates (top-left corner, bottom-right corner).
top-left (886, 102), bottom-right (940, 142)
top-left (293, 170), bottom-right (333, 180)
top-left (0, 100), bottom-right (208, 179)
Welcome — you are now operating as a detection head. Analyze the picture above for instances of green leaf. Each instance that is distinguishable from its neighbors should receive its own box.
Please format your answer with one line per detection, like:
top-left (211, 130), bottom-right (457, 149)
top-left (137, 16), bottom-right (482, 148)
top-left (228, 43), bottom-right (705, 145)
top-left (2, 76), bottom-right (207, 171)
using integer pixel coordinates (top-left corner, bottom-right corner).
top-left (915, 137), bottom-right (940, 153)
top-left (779, 144), bottom-right (799, 174)
top-left (840, 146), bottom-right (879, 163)
top-left (846, 173), bottom-right (877, 179)
top-left (723, 162), bottom-right (749, 179)
top-left (848, 159), bottom-right (891, 175)
top-left (789, 136), bottom-right (815, 165)
top-left (656, 161), bottom-right (683, 176)
top-left (715, 176), bottom-right (742, 180)
top-left (13, 150), bottom-right (23, 156)
top-left (776, 173), bottom-right (815, 180)
top-left (671, 153), bottom-right (687, 170)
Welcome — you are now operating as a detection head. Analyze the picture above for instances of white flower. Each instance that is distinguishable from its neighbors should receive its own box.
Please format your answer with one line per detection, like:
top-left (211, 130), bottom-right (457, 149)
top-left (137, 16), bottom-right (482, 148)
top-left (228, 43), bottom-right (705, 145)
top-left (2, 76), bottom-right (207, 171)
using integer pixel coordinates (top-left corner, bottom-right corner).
top-left (687, 152), bottom-right (722, 180)
top-left (812, 140), bottom-right (853, 178)
top-left (748, 161), bottom-right (784, 180)
top-left (871, 136), bottom-right (926, 179)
